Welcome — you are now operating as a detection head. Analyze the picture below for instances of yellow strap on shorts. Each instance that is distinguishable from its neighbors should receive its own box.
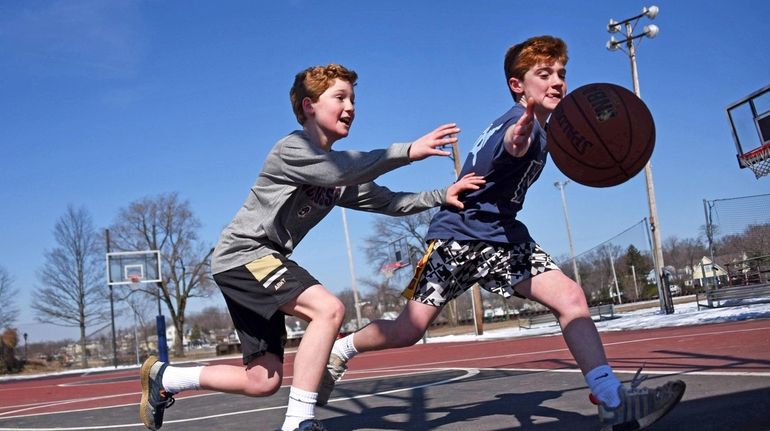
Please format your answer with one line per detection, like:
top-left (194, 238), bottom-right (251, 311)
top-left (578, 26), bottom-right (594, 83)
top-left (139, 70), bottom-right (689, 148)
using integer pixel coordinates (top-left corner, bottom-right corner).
top-left (401, 240), bottom-right (436, 300)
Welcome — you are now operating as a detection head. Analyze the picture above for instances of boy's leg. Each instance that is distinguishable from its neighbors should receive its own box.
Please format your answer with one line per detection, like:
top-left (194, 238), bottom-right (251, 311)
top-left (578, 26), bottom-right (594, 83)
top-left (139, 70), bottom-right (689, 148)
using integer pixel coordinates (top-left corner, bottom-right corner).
top-left (140, 255), bottom-right (333, 431)
top-left (515, 269), bottom-right (685, 430)
top-left (139, 310), bottom-right (286, 431)
top-left (514, 270), bottom-right (608, 373)
top-left (316, 300), bottom-right (441, 407)
top-left (319, 239), bottom-right (475, 406)
top-left (277, 284), bottom-right (344, 431)
top-left (350, 300), bottom-right (441, 352)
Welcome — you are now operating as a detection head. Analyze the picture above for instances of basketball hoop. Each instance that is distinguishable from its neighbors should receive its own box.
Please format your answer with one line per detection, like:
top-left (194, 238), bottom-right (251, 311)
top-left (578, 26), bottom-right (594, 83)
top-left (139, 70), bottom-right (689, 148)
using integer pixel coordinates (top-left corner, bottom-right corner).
top-left (129, 275), bottom-right (143, 290)
top-left (380, 261), bottom-right (407, 279)
top-left (739, 142), bottom-right (770, 179)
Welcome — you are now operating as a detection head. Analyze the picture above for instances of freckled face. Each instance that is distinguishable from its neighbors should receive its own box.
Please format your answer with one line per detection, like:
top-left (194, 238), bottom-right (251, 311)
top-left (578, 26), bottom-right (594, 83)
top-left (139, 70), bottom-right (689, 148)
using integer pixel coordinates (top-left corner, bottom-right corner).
top-left (518, 61), bottom-right (567, 116)
top-left (307, 78), bottom-right (356, 141)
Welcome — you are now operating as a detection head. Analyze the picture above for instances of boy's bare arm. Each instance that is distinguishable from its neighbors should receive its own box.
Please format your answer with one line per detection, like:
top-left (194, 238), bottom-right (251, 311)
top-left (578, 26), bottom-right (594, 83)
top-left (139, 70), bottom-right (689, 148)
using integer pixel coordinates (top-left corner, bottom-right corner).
top-left (503, 98), bottom-right (535, 157)
top-left (407, 123), bottom-right (460, 161)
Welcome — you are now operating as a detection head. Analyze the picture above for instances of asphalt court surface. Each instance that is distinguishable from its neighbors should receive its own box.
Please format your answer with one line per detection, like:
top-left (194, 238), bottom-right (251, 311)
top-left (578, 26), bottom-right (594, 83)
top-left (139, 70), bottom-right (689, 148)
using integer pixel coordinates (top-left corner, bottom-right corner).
top-left (1, 319), bottom-right (769, 430)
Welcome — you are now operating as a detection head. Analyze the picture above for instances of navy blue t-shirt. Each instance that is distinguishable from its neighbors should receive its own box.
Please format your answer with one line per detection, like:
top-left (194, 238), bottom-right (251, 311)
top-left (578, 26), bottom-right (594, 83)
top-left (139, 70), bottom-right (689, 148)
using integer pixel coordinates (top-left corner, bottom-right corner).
top-left (426, 104), bottom-right (548, 244)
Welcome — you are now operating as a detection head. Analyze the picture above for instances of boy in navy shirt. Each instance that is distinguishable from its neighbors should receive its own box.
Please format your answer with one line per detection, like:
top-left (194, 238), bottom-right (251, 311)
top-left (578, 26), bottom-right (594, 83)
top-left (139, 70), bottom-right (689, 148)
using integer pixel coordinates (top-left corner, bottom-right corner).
top-left (322, 37), bottom-right (685, 431)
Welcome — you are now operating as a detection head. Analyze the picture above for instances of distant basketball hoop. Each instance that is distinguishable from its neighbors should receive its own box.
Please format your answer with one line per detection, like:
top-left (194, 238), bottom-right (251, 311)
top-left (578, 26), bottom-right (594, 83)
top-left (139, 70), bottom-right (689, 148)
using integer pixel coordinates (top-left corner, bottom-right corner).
top-left (380, 261), bottom-right (408, 279)
top-left (739, 142), bottom-right (770, 179)
top-left (727, 84), bottom-right (770, 179)
top-left (129, 275), bottom-right (143, 291)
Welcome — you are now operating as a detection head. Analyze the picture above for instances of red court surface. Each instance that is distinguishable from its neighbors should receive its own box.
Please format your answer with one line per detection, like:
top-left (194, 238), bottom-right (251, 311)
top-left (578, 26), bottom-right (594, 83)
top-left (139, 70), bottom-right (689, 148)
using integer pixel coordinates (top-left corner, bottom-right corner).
top-left (1, 318), bottom-right (769, 430)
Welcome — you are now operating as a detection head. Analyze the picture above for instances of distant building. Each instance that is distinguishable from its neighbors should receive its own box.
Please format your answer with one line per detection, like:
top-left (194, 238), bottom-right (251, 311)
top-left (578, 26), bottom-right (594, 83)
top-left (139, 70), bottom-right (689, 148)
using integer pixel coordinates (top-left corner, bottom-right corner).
top-left (689, 256), bottom-right (728, 288)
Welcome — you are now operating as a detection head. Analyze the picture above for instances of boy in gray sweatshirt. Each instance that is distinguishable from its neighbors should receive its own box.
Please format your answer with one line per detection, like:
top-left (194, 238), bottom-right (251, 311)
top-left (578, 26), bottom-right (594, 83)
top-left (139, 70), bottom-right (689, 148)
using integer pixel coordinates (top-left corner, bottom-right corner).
top-left (139, 63), bottom-right (484, 431)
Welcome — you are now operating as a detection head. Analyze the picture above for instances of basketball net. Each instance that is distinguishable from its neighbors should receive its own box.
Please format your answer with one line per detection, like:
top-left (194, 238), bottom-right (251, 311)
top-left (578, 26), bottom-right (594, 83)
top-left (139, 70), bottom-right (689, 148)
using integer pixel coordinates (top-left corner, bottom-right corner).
top-left (129, 275), bottom-right (142, 291)
top-left (380, 261), bottom-right (406, 279)
top-left (740, 142), bottom-right (770, 179)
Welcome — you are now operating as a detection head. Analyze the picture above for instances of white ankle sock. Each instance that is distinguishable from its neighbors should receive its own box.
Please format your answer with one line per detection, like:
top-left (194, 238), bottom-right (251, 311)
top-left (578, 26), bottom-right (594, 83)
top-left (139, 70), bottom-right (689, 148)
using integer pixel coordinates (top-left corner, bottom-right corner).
top-left (331, 333), bottom-right (358, 361)
top-left (585, 365), bottom-right (622, 408)
top-left (282, 386), bottom-right (317, 430)
top-left (161, 365), bottom-right (203, 393)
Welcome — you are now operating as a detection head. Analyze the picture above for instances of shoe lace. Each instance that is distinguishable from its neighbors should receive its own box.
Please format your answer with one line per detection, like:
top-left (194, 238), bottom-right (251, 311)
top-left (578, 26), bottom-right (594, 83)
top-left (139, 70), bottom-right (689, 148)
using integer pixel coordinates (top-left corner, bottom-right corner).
top-left (157, 391), bottom-right (176, 408)
top-left (629, 364), bottom-right (649, 390)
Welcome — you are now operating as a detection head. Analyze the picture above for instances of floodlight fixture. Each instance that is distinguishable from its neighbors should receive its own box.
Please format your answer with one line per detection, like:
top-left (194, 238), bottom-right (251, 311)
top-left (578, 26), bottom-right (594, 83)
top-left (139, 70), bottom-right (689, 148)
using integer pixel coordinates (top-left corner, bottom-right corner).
top-left (607, 5), bottom-right (659, 30)
top-left (643, 5), bottom-right (659, 19)
top-left (644, 24), bottom-right (659, 39)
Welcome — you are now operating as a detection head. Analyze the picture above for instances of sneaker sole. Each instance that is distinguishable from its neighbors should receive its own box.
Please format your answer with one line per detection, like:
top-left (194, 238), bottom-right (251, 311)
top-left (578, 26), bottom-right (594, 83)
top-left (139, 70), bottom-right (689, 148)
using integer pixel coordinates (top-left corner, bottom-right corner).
top-left (139, 355), bottom-right (160, 430)
top-left (636, 381), bottom-right (686, 430)
top-left (603, 381), bottom-right (687, 431)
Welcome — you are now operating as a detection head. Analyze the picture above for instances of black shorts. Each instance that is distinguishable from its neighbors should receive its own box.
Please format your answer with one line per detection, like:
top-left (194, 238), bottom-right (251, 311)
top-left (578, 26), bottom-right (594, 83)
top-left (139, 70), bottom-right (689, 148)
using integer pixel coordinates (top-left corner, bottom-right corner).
top-left (213, 253), bottom-right (319, 364)
top-left (402, 239), bottom-right (560, 307)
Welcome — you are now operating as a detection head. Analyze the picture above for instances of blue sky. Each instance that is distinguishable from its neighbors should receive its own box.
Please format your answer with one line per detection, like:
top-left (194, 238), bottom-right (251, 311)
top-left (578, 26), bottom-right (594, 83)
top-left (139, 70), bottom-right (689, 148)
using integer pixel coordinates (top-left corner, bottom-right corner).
top-left (2, 1), bottom-right (769, 342)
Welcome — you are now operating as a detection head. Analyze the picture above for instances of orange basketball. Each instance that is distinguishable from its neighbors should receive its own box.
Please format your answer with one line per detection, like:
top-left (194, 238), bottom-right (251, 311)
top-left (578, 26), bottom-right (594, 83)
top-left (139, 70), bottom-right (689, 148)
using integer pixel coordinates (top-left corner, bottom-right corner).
top-left (547, 83), bottom-right (655, 187)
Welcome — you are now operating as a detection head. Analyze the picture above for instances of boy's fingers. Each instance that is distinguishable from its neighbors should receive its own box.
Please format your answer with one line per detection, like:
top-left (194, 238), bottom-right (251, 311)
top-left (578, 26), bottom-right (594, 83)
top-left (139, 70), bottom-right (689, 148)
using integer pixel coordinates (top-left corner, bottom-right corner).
top-left (526, 97), bottom-right (535, 117)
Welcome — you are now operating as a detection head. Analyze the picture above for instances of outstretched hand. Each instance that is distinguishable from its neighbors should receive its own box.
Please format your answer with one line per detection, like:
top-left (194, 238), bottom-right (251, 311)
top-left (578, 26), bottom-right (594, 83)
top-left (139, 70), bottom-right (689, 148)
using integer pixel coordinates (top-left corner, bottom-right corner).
top-left (504, 97), bottom-right (535, 157)
top-left (445, 172), bottom-right (486, 209)
top-left (408, 123), bottom-right (460, 161)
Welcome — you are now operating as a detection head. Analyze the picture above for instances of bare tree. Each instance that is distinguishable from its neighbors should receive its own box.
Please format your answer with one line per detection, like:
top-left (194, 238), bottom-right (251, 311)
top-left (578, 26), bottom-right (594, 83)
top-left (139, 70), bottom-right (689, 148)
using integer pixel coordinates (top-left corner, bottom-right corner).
top-left (187, 306), bottom-right (233, 332)
top-left (32, 206), bottom-right (107, 368)
top-left (0, 267), bottom-right (19, 329)
top-left (108, 193), bottom-right (215, 356)
top-left (122, 292), bottom-right (155, 354)
top-left (359, 277), bottom-right (406, 316)
top-left (361, 211), bottom-right (472, 325)
top-left (363, 212), bottom-right (436, 270)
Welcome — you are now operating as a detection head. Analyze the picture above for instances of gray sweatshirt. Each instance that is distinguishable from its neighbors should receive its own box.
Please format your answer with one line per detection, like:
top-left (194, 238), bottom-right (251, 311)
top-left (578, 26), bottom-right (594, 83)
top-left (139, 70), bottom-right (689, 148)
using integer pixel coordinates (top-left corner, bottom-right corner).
top-left (211, 130), bottom-right (447, 274)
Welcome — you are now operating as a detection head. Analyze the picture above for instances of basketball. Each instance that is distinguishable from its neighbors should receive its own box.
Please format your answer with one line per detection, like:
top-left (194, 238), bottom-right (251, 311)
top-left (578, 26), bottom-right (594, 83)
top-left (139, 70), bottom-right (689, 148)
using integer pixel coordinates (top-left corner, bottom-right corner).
top-left (547, 82), bottom-right (655, 187)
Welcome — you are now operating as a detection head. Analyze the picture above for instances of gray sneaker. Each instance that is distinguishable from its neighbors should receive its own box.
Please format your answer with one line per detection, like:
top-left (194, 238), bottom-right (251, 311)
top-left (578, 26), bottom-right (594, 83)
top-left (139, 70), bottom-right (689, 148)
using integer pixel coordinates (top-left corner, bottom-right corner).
top-left (597, 370), bottom-right (685, 430)
top-left (274, 419), bottom-right (327, 431)
top-left (139, 355), bottom-right (176, 430)
top-left (316, 353), bottom-right (348, 406)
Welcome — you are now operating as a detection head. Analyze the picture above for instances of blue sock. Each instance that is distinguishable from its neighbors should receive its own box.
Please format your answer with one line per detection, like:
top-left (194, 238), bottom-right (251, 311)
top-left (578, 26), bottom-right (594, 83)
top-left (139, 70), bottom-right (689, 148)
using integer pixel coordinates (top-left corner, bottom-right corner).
top-left (585, 365), bottom-right (622, 408)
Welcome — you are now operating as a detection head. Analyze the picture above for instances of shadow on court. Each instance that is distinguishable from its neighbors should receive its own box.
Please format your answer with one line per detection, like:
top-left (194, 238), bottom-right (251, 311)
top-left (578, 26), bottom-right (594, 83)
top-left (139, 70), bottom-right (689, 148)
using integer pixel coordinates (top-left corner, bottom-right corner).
top-left (1, 369), bottom-right (769, 430)
top-left (323, 389), bottom-right (593, 431)
top-left (317, 370), bottom-right (770, 431)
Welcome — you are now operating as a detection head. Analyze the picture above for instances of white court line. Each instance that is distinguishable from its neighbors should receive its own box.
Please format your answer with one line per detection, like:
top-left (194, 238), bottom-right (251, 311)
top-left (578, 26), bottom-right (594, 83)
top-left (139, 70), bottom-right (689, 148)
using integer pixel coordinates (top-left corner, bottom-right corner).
top-left (2, 324), bottom-right (767, 426)
top-left (349, 325), bottom-right (770, 373)
top-left (1, 363), bottom-right (768, 430)
top-left (0, 392), bottom-right (139, 417)
top-left (0, 368), bottom-right (479, 431)
top-left (0, 367), bottom-right (451, 419)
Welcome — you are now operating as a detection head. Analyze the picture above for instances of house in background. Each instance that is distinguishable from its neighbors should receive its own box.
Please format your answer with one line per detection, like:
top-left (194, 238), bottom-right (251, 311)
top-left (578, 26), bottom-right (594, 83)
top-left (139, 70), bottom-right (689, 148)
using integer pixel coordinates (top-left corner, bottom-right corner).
top-left (690, 256), bottom-right (728, 288)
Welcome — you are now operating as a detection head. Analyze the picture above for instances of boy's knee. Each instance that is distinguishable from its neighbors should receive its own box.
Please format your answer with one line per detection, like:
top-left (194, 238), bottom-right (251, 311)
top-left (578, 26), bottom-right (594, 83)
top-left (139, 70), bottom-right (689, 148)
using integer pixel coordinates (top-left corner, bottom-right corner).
top-left (315, 296), bottom-right (345, 325)
top-left (328, 298), bottom-right (345, 325)
top-left (392, 322), bottom-right (425, 347)
top-left (244, 372), bottom-right (282, 397)
top-left (557, 281), bottom-right (590, 317)
top-left (403, 331), bottom-right (424, 347)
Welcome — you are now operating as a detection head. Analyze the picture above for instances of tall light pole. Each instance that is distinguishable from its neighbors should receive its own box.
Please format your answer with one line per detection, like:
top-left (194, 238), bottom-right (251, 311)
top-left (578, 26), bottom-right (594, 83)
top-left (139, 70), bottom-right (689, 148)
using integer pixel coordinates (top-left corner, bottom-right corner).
top-left (554, 180), bottom-right (581, 286)
top-left (340, 207), bottom-right (363, 330)
top-left (606, 5), bottom-right (673, 314)
top-left (449, 142), bottom-right (484, 336)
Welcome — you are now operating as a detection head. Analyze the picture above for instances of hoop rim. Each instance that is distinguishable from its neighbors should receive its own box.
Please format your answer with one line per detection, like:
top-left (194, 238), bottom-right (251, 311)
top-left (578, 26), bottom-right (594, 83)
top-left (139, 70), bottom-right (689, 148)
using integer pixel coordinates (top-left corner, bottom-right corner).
top-left (380, 261), bottom-right (408, 279)
top-left (739, 141), bottom-right (770, 161)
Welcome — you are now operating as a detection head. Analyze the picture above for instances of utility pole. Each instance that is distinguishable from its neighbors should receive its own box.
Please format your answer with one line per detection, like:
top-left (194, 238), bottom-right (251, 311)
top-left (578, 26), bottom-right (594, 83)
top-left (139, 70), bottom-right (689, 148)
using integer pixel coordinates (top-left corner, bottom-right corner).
top-left (607, 5), bottom-right (673, 313)
top-left (450, 142), bottom-right (484, 336)
top-left (554, 180), bottom-right (581, 286)
top-left (106, 229), bottom-right (118, 368)
top-left (341, 208), bottom-right (363, 330)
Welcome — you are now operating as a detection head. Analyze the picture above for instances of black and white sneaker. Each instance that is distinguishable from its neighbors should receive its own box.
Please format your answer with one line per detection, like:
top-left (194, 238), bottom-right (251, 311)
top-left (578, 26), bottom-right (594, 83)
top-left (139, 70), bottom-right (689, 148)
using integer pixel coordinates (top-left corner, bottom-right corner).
top-left (139, 355), bottom-right (176, 430)
top-left (595, 368), bottom-right (685, 430)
